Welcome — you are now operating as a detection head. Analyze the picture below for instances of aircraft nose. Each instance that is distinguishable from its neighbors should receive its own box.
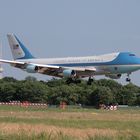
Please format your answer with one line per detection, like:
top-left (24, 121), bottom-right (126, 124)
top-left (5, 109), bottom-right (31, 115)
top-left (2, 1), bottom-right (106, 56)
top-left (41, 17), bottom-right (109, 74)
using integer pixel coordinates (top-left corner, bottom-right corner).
top-left (138, 57), bottom-right (140, 64)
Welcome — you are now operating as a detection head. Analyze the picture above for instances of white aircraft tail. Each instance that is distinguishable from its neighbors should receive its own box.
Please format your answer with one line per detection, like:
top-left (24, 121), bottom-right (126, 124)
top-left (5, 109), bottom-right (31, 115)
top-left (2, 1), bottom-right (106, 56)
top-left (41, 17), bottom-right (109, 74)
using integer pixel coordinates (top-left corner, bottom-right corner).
top-left (7, 34), bottom-right (34, 60)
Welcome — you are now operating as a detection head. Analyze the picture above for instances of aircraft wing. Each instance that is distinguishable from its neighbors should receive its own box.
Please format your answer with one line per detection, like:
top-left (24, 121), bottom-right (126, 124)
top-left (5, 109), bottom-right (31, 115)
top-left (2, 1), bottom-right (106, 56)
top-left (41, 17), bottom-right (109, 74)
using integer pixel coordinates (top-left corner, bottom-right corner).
top-left (0, 59), bottom-right (96, 77)
top-left (35, 64), bottom-right (96, 78)
top-left (0, 59), bottom-right (25, 65)
top-left (0, 59), bottom-right (59, 68)
top-left (31, 64), bottom-right (96, 77)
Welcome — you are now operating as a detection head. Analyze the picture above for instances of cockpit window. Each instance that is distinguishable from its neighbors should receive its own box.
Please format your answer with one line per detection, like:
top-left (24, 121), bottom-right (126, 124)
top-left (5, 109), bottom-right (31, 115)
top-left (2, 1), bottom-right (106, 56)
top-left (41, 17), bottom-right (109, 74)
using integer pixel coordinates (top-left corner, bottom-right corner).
top-left (129, 54), bottom-right (135, 56)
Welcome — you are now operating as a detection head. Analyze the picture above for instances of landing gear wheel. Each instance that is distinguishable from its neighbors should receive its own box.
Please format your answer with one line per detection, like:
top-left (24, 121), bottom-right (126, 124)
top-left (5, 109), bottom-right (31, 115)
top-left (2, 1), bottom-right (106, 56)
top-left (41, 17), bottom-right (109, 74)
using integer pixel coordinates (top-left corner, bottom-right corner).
top-left (66, 78), bottom-right (73, 84)
top-left (87, 77), bottom-right (94, 85)
top-left (66, 78), bottom-right (81, 84)
top-left (75, 79), bottom-right (81, 84)
top-left (126, 78), bottom-right (131, 82)
top-left (126, 73), bottom-right (131, 82)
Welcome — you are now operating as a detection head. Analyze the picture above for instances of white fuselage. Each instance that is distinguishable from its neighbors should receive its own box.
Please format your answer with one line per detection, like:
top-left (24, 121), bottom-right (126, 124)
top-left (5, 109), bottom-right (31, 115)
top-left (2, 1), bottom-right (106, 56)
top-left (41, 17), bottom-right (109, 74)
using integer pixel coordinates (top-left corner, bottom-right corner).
top-left (19, 53), bottom-right (120, 75)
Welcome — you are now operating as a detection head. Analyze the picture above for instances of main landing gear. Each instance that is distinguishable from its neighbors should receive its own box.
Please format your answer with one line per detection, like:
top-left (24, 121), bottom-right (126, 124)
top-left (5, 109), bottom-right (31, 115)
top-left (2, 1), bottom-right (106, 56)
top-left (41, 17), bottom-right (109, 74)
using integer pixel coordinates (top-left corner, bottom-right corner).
top-left (126, 73), bottom-right (131, 82)
top-left (66, 78), bottom-right (81, 84)
top-left (87, 77), bottom-right (94, 85)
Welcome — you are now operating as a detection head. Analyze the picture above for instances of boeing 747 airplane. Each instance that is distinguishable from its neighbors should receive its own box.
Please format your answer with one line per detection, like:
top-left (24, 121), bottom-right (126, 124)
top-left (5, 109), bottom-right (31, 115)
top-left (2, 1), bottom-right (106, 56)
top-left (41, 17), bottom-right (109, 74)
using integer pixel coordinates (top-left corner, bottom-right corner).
top-left (0, 34), bottom-right (140, 83)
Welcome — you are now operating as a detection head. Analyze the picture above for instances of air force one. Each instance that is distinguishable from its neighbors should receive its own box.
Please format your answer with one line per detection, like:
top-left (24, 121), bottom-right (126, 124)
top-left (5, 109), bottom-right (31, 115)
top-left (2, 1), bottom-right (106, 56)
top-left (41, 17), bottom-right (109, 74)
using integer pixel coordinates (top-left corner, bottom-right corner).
top-left (0, 34), bottom-right (140, 83)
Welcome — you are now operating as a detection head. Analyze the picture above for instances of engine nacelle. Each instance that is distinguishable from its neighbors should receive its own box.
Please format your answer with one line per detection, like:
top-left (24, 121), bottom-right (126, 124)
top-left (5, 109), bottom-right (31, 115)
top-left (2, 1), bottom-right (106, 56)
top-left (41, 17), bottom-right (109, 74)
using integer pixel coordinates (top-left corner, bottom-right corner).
top-left (105, 74), bottom-right (121, 79)
top-left (63, 69), bottom-right (76, 78)
top-left (26, 64), bottom-right (38, 73)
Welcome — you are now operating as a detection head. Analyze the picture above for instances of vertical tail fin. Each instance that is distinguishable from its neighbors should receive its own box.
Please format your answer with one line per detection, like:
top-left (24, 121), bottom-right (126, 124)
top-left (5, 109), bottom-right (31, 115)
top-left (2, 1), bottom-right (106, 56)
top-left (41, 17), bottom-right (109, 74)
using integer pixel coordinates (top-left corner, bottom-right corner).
top-left (7, 34), bottom-right (34, 60)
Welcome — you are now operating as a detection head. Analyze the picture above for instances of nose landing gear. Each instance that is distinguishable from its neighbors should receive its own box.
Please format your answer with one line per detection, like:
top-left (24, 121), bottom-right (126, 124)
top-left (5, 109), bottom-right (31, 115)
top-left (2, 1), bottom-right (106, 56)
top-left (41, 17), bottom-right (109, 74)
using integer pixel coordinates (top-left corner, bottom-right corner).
top-left (126, 78), bottom-right (131, 82)
top-left (126, 73), bottom-right (131, 82)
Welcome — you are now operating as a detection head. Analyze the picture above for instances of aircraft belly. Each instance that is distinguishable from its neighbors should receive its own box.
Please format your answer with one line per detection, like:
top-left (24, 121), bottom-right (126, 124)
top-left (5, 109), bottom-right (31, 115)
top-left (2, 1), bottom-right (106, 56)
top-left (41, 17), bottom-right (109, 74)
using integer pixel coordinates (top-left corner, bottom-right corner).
top-left (106, 65), bottom-right (140, 74)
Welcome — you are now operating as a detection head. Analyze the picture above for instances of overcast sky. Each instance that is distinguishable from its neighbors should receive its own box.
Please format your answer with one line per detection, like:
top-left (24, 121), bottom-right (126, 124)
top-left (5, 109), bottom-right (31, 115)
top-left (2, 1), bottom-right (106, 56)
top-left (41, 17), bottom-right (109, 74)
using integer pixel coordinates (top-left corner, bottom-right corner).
top-left (0, 0), bottom-right (140, 85)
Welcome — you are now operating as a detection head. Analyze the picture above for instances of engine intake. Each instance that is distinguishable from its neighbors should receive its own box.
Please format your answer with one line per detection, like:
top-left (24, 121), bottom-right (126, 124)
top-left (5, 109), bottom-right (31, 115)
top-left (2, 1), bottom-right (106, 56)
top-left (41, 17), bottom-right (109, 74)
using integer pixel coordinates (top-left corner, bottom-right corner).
top-left (26, 64), bottom-right (38, 73)
top-left (63, 69), bottom-right (76, 78)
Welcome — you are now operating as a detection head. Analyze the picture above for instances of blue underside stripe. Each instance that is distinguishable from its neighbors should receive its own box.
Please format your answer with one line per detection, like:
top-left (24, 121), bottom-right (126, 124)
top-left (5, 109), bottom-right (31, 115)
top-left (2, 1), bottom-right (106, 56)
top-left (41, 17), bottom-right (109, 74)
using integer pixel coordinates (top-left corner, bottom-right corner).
top-left (50, 63), bottom-right (140, 67)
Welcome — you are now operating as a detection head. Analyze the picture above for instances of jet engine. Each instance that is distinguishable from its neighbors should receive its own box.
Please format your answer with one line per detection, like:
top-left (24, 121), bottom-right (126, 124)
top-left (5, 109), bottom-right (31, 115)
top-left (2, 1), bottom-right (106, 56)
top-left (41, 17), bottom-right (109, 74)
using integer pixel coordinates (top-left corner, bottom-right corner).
top-left (63, 69), bottom-right (76, 78)
top-left (26, 64), bottom-right (38, 73)
top-left (105, 74), bottom-right (121, 79)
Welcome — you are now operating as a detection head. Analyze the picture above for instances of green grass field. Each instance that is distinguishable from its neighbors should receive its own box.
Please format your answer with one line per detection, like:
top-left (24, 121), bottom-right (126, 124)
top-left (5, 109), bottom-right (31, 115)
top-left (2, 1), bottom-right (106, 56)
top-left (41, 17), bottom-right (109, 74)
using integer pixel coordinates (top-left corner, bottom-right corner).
top-left (0, 105), bottom-right (139, 140)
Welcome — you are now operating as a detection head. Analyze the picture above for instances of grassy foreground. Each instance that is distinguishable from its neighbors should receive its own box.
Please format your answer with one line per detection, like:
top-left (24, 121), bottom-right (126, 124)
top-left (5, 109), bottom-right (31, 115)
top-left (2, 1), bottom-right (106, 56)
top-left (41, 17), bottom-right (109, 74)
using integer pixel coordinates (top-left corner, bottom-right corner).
top-left (0, 106), bottom-right (139, 140)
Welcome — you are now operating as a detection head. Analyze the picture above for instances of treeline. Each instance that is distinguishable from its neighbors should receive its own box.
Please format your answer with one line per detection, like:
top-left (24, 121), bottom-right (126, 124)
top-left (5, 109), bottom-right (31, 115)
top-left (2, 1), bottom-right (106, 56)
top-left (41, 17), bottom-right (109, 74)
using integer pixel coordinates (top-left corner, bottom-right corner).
top-left (0, 76), bottom-right (140, 106)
